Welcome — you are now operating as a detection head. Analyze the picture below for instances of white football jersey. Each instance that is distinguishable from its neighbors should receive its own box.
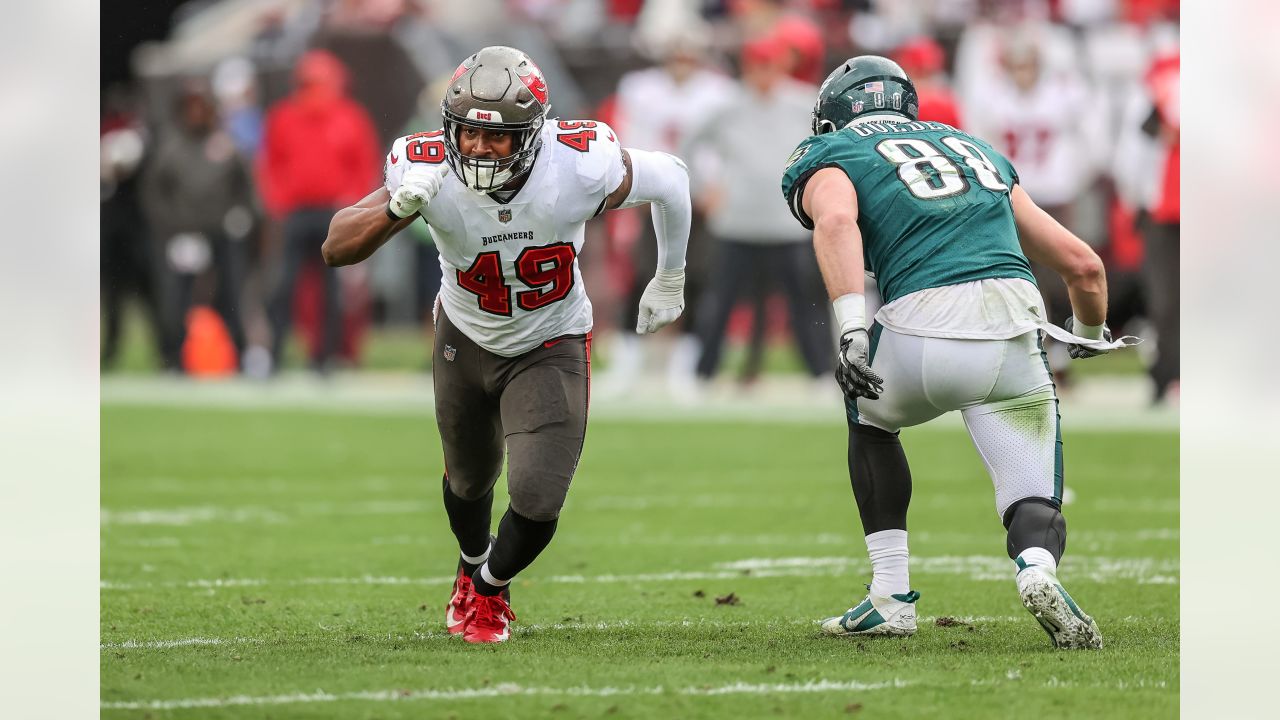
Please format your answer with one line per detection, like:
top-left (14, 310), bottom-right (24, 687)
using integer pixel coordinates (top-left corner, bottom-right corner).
top-left (384, 120), bottom-right (626, 357)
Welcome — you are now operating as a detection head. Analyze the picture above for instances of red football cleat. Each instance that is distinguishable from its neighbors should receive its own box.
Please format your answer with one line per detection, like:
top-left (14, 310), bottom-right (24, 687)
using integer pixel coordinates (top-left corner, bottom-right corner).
top-left (445, 566), bottom-right (475, 635)
top-left (463, 592), bottom-right (516, 644)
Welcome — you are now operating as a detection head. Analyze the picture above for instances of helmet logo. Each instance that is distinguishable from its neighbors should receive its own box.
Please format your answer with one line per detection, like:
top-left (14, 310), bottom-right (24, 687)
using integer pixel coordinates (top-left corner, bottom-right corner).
top-left (467, 108), bottom-right (504, 123)
top-left (450, 62), bottom-right (469, 83)
top-left (852, 100), bottom-right (864, 114)
top-left (515, 61), bottom-right (549, 105)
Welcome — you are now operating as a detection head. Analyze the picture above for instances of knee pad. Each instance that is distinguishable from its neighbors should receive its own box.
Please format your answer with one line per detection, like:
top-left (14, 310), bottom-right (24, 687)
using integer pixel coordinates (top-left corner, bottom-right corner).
top-left (445, 472), bottom-right (496, 503)
top-left (1002, 496), bottom-right (1066, 562)
top-left (507, 481), bottom-right (568, 522)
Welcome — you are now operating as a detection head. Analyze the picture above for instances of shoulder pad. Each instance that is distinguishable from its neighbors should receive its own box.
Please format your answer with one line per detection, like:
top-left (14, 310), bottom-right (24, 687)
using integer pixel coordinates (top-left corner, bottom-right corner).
top-left (553, 119), bottom-right (625, 196)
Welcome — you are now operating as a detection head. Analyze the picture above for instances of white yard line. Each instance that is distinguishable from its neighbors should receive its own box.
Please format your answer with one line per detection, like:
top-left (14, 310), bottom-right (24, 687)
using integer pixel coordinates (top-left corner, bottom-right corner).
top-left (100, 554), bottom-right (1177, 592)
top-left (100, 679), bottom-right (910, 710)
top-left (102, 637), bottom-right (263, 650)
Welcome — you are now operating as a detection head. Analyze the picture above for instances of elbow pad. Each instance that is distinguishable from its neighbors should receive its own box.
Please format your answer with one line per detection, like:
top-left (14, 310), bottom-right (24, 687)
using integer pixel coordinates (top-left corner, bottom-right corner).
top-left (620, 148), bottom-right (691, 271)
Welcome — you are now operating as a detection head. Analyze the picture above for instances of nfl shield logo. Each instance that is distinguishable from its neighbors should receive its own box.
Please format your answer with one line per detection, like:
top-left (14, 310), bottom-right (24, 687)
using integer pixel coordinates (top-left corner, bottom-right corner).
top-left (498, 208), bottom-right (512, 224)
top-left (443, 344), bottom-right (457, 362)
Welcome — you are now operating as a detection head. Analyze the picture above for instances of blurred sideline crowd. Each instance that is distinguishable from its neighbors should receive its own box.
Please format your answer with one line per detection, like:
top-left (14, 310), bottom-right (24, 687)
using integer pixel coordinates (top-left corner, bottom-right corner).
top-left (100, 0), bottom-right (1180, 404)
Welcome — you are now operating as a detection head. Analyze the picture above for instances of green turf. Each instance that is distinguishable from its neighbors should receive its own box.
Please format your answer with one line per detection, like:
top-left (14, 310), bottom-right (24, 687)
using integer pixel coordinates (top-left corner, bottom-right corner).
top-left (101, 404), bottom-right (1178, 718)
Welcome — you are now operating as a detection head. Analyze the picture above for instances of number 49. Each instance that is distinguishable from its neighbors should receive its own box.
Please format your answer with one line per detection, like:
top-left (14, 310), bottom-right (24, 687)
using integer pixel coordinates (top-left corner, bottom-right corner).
top-left (456, 243), bottom-right (577, 316)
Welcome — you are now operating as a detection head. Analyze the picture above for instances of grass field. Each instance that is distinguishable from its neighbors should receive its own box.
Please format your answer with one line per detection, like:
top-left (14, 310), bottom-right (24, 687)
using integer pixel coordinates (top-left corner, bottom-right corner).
top-left (101, 400), bottom-right (1178, 718)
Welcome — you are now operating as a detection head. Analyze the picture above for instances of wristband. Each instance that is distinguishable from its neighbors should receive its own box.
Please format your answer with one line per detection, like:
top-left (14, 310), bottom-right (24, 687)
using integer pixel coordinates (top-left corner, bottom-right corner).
top-left (833, 293), bottom-right (866, 336)
top-left (1070, 316), bottom-right (1105, 340)
top-left (385, 203), bottom-right (404, 221)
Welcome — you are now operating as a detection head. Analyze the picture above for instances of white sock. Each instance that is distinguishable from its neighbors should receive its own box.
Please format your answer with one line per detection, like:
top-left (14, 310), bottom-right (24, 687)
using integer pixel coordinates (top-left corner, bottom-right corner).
top-left (865, 529), bottom-right (909, 597)
top-left (461, 540), bottom-right (491, 566)
top-left (479, 562), bottom-right (510, 587)
top-left (1017, 546), bottom-right (1057, 574)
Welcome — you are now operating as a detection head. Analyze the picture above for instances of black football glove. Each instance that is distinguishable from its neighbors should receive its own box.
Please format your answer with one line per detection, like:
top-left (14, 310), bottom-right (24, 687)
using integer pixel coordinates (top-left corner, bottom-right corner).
top-left (836, 329), bottom-right (884, 400)
top-left (1063, 316), bottom-right (1114, 360)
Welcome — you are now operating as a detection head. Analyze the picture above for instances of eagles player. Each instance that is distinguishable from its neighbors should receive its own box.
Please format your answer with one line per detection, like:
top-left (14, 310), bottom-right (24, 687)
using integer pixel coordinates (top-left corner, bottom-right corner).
top-left (782, 56), bottom-right (1136, 649)
top-left (322, 47), bottom-right (691, 643)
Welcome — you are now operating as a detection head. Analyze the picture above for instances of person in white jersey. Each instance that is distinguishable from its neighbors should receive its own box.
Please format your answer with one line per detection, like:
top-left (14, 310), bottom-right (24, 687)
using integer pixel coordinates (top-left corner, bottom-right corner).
top-left (322, 46), bottom-right (692, 643)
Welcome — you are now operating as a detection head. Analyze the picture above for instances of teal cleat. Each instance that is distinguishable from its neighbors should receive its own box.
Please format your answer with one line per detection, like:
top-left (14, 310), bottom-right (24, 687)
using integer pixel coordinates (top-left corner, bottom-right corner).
top-left (821, 587), bottom-right (920, 637)
top-left (1015, 558), bottom-right (1103, 649)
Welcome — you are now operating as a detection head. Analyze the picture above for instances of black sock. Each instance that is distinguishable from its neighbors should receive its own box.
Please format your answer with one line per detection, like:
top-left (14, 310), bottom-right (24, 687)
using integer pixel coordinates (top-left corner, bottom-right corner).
top-left (848, 423), bottom-right (913, 534)
top-left (472, 507), bottom-right (558, 597)
top-left (442, 475), bottom-right (493, 572)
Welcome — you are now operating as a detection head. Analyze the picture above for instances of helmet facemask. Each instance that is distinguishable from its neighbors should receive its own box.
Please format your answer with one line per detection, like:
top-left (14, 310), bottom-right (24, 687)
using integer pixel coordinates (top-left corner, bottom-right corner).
top-left (440, 46), bottom-right (552, 195)
top-left (441, 107), bottom-right (544, 193)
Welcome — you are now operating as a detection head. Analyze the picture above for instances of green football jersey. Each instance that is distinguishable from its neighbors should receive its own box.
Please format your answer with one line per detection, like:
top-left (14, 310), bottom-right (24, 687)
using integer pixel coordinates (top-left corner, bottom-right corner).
top-left (781, 120), bottom-right (1035, 305)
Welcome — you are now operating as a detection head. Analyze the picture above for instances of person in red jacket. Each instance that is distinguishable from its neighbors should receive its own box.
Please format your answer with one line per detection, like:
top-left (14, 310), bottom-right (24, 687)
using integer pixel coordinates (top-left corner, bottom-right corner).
top-left (258, 49), bottom-right (380, 373)
top-left (894, 37), bottom-right (963, 129)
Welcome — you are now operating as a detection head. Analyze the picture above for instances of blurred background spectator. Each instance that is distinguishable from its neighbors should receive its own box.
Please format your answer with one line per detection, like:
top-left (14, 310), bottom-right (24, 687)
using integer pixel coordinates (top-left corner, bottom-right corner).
top-left (258, 48), bottom-right (379, 375)
top-left (683, 35), bottom-right (830, 393)
top-left (598, 10), bottom-right (733, 398)
top-left (139, 79), bottom-right (256, 373)
top-left (101, 85), bottom-right (166, 371)
top-left (102, 0), bottom-right (1178, 403)
top-left (1114, 50), bottom-right (1179, 404)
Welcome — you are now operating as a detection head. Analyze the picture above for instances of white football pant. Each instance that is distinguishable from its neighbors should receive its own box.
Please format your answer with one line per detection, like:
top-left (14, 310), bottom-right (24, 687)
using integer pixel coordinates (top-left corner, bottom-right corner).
top-left (851, 328), bottom-right (1062, 518)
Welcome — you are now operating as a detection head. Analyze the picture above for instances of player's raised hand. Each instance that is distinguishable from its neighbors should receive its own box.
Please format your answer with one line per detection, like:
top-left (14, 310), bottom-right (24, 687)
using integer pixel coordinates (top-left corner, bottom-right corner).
top-left (836, 329), bottom-right (884, 400)
top-left (388, 164), bottom-right (449, 219)
top-left (1063, 316), bottom-right (1114, 360)
top-left (635, 268), bottom-right (685, 334)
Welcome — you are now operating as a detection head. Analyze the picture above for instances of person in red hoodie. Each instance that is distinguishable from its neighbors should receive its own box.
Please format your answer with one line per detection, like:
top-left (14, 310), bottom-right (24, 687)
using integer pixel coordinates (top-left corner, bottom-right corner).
top-left (894, 37), bottom-right (963, 129)
top-left (258, 49), bottom-right (380, 373)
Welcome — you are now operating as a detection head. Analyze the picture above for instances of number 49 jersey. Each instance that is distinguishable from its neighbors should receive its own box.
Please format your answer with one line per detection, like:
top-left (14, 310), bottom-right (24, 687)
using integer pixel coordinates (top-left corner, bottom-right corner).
top-left (781, 120), bottom-right (1035, 306)
top-left (384, 120), bottom-right (625, 357)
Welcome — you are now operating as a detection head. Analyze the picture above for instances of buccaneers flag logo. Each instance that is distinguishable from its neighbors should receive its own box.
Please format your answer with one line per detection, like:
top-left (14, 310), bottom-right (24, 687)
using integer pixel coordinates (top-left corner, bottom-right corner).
top-left (517, 62), bottom-right (549, 105)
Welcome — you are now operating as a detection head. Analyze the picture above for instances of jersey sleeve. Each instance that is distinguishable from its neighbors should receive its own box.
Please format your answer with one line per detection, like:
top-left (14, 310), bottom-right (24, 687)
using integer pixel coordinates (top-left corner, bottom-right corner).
top-left (561, 119), bottom-right (627, 218)
top-left (383, 130), bottom-right (450, 193)
top-left (382, 135), bottom-right (411, 193)
top-left (780, 134), bottom-right (836, 230)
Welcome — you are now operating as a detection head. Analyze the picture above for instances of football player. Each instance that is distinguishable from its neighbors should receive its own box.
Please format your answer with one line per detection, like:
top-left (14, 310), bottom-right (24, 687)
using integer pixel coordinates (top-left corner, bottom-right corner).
top-left (781, 56), bottom-right (1137, 649)
top-left (322, 46), bottom-right (691, 643)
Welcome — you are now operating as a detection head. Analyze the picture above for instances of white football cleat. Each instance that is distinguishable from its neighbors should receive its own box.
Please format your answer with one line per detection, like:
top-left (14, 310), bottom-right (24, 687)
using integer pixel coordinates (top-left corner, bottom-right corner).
top-left (821, 588), bottom-right (919, 637)
top-left (1016, 559), bottom-right (1103, 649)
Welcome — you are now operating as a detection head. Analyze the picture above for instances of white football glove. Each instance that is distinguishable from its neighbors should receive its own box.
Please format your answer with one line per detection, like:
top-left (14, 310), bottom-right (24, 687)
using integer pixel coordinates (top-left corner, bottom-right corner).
top-left (388, 164), bottom-right (449, 219)
top-left (635, 267), bottom-right (685, 334)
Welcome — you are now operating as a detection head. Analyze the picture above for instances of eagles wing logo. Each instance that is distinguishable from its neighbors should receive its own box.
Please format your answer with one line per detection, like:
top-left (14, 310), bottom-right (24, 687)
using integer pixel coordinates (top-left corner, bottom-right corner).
top-left (785, 144), bottom-right (811, 170)
top-left (498, 208), bottom-right (512, 223)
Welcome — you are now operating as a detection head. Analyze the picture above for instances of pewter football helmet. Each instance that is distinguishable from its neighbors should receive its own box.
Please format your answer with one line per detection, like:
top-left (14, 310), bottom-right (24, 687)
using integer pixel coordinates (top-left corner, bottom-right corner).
top-left (441, 46), bottom-right (551, 193)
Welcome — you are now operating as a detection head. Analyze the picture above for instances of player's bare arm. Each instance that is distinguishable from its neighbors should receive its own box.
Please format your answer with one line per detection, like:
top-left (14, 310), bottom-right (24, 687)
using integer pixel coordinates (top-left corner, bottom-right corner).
top-left (802, 167), bottom-right (883, 400)
top-left (1009, 184), bottom-right (1107, 328)
top-left (803, 167), bottom-right (866, 300)
top-left (321, 186), bottom-right (416, 267)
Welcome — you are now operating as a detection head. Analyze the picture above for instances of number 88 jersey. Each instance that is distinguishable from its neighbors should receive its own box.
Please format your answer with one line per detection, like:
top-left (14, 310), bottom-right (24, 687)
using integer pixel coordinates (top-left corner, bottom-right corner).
top-left (384, 119), bottom-right (626, 357)
top-left (781, 119), bottom-right (1036, 306)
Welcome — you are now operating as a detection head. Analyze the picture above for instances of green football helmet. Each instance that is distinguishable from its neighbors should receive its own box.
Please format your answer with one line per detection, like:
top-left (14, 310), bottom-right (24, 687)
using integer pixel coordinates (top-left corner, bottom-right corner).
top-left (811, 55), bottom-right (919, 135)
